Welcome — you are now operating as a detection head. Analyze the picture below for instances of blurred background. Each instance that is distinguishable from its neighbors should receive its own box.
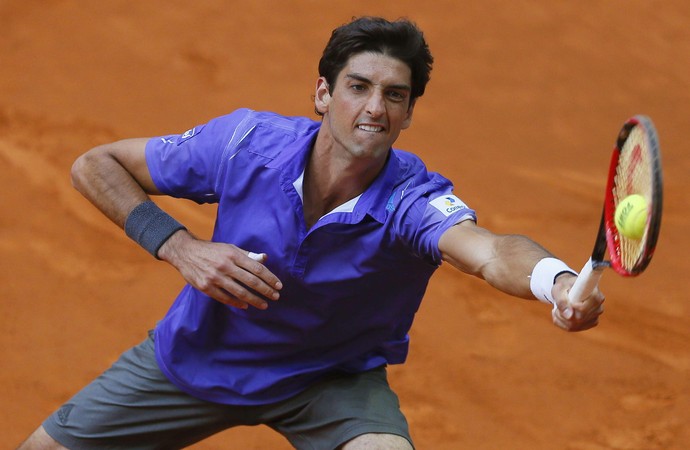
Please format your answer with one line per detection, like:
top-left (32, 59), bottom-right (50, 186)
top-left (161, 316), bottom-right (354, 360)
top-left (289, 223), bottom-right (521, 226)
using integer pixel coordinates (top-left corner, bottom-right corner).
top-left (2, 1), bottom-right (689, 448)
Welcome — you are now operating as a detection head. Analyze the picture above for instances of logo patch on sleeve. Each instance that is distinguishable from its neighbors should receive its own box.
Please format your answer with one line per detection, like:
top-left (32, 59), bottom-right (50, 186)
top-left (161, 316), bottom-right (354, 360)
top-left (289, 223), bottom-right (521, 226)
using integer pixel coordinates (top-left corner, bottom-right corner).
top-left (181, 128), bottom-right (196, 139)
top-left (176, 125), bottom-right (205, 145)
top-left (429, 195), bottom-right (467, 217)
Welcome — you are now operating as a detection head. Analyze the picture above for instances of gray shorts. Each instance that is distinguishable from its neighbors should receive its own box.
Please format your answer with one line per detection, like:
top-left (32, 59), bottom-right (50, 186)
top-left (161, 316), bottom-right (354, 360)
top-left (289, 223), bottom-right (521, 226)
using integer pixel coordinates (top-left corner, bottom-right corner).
top-left (43, 332), bottom-right (412, 449)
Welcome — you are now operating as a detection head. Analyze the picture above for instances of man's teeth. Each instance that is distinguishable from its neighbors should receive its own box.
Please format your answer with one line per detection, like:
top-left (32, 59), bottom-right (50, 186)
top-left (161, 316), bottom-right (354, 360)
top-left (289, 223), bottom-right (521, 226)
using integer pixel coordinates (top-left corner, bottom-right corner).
top-left (358, 125), bottom-right (383, 132)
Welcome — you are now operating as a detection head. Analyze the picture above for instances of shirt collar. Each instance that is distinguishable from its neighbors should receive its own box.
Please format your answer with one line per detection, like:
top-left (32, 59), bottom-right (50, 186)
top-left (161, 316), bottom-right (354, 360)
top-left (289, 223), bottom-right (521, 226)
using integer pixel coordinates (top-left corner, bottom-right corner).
top-left (269, 126), bottom-right (402, 225)
top-left (293, 170), bottom-right (362, 215)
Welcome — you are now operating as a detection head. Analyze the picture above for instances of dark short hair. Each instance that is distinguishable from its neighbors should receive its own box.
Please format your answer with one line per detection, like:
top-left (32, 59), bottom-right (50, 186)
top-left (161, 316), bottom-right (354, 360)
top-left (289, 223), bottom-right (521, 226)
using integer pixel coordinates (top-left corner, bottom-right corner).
top-left (317, 17), bottom-right (433, 113)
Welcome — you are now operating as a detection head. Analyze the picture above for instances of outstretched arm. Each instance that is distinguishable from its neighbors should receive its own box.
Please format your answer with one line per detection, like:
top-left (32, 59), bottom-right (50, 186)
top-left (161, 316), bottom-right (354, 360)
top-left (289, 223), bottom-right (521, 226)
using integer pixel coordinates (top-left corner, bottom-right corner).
top-left (70, 139), bottom-right (282, 310)
top-left (438, 220), bottom-right (604, 331)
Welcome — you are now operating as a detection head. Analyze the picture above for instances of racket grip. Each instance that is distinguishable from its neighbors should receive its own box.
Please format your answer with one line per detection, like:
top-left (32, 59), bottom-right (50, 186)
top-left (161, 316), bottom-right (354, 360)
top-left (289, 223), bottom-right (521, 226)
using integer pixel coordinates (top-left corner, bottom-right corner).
top-left (568, 258), bottom-right (605, 303)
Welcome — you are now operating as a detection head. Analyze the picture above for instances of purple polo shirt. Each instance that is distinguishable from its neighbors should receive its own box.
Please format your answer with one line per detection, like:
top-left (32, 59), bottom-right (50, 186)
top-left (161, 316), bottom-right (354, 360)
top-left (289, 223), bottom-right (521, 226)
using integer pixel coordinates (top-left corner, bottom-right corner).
top-left (145, 108), bottom-right (476, 405)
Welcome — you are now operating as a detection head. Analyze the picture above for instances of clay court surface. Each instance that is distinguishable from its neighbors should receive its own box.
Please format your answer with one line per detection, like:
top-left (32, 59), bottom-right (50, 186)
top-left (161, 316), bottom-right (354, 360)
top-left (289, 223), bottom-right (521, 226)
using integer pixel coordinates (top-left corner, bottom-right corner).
top-left (2, 1), bottom-right (689, 448)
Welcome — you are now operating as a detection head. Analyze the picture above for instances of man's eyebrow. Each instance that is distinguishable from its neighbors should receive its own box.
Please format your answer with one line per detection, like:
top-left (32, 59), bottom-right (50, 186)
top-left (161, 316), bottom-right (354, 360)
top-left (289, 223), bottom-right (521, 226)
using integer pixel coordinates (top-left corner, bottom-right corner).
top-left (345, 73), bottom-right (411, 91)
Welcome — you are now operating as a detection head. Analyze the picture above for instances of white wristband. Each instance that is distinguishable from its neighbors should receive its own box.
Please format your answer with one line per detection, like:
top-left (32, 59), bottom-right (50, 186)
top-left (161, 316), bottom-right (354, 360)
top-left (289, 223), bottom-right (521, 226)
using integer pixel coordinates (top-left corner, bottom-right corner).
top-left (530, 258), bottom-right (577, 305)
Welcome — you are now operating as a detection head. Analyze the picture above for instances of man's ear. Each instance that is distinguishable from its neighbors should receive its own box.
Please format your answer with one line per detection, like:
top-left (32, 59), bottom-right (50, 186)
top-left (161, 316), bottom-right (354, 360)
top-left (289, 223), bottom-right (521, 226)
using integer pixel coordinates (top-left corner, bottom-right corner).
top-left (314, 77), bottom-right (331, 115)
top-left (401, 98), bottom-right (416, 130)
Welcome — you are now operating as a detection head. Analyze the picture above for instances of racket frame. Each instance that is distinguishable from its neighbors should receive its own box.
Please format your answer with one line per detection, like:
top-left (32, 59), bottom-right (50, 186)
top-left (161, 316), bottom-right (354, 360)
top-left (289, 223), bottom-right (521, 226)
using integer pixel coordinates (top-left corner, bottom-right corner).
top-left (568, 115), bottom-right (662, 303)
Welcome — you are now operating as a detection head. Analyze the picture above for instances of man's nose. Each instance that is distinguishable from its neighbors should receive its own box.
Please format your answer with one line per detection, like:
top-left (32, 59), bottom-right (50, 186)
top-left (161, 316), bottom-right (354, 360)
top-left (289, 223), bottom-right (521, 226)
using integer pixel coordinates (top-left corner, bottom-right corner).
top-left (365, 91), bottom-right (386, 117)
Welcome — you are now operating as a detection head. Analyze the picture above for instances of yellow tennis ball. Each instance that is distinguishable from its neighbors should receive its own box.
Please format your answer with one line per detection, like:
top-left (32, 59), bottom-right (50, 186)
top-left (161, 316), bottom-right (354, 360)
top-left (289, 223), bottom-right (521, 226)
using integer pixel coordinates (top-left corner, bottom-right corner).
top-left (615, 194), bottom-right (648, 239)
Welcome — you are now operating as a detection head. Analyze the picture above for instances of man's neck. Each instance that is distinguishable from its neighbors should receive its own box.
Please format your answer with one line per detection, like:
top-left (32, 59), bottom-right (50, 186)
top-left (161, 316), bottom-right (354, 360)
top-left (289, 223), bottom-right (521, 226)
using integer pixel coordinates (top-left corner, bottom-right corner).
top-left (302, 133), bottom-right (387, 228)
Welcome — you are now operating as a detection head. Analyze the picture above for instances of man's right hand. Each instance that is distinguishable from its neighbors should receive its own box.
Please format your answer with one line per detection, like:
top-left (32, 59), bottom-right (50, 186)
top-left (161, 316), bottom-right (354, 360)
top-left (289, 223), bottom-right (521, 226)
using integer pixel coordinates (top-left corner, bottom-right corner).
top-left (158, 230), bottom-right (283, 310)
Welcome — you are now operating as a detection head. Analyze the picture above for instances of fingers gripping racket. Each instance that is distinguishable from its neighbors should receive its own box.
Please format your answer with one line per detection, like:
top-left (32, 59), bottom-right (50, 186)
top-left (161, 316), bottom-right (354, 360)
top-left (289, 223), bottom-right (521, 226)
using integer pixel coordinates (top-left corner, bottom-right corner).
top-left (568, 115), bottom-right (663, 303)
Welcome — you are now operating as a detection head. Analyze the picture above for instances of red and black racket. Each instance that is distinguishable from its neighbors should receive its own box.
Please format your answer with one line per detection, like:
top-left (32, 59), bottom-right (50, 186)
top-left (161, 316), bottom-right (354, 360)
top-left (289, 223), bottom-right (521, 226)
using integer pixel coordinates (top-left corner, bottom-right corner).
top-left (569, 115), bottom-right (663, 303)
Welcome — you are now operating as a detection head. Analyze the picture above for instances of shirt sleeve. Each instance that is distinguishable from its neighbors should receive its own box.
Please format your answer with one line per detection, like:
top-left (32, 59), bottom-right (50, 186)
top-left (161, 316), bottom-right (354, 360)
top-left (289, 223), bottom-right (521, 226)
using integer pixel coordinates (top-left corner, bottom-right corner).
top-left (145, 108), bottom-right (254, 203)
top-left (394, 173), bottom-right (477, 265)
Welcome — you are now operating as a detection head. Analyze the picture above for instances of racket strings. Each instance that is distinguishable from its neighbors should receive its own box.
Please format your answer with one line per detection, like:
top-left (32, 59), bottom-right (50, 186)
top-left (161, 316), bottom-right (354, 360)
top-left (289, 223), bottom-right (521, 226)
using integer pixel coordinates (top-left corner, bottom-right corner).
top-left (612, 126), bottom-right (652, 271)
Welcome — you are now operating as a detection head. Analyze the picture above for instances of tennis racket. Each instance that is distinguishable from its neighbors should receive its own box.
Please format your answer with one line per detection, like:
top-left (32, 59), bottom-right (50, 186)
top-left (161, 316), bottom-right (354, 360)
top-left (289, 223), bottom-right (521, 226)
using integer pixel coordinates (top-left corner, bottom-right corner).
top-left (568, 115), bottom-right (663, 303)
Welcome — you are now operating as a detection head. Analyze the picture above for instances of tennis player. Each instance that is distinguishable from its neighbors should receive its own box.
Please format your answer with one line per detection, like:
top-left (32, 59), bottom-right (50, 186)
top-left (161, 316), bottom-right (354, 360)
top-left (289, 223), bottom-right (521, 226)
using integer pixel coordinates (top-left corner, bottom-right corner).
top-left (19, 16), bottom-right (604, 450)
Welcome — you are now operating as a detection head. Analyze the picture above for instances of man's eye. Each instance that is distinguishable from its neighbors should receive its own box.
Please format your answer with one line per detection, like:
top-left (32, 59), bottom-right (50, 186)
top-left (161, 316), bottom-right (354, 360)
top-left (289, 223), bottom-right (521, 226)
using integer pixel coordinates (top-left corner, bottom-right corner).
top-left (351, 84), bottom-right (366, 92)
top-left (387, 91), bottom-right (406, 101)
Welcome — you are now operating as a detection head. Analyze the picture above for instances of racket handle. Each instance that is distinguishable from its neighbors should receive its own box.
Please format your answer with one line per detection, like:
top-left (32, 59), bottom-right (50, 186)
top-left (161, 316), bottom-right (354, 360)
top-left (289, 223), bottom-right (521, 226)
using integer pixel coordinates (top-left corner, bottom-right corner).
top-left (568, 258), bottom-right (605, 303)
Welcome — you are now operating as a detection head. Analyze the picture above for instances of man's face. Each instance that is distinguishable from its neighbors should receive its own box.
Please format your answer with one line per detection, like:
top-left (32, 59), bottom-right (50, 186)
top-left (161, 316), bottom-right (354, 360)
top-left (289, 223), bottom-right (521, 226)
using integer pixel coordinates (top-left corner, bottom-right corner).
top-left (315, 52), bottom-right (415, 163)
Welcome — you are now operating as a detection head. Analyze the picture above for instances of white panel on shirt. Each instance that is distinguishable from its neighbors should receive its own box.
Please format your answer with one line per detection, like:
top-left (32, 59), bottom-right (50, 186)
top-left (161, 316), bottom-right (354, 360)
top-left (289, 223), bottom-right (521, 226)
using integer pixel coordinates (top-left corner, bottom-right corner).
top-left (293, 170), bottom-right (361, 217)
